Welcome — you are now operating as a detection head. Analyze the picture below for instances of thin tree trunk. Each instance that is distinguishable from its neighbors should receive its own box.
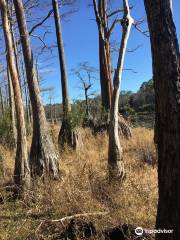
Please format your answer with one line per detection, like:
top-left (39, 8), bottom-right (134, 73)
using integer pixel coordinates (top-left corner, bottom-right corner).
top-left (20, 54), bottom-right (31, 126)
top-left (7, 65), bottom-right (17, 147)
top-left (52, 0), bottom-right (81, 149)
top-left (108, 0), bottom-right (133, 181)
top-left (85, 88), bottom-right (90, 118)
top-left (50, 96), bottom-right (53, 123)
top-left (144, 0), bottom-right (180, 239)
top-left (54, 104), bottom-right (57, 123)
top-left (25, 81), bottom-right (31, 125)
top-left (0, 0), bottom-right (30, 192)
top-left (9, 15), bottom-right (22, 91)
top-left (13, 0), bottom-right (59, 178)
top-left (0, 87), bottom-right (4, 116)
top-left (5, 84), bottom-right (9, 107)
top-left (52, 0), bottom-right (70, 115)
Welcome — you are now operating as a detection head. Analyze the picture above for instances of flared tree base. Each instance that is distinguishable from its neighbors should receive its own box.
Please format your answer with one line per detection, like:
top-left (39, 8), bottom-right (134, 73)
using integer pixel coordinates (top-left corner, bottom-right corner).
top-left (108, 161), bottom-right (126, 183)
top-left (30, 131), bottom-right (60, 179)
top-left (58, 120), bottom-right (82, 150)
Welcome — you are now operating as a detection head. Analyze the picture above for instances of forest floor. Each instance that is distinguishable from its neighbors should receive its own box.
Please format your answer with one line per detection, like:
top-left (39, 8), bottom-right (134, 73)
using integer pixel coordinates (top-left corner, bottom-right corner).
top-left (0, 126), bottom-right (157, 240)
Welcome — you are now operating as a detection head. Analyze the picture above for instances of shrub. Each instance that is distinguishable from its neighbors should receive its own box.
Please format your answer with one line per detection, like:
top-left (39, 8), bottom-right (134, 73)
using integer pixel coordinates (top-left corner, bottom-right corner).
top-left (0, 109), bottom-right (15, 148)
top-left (0, 148), bottom-right (4, 180)
top-left (67, 101), bottom-right (86, 129)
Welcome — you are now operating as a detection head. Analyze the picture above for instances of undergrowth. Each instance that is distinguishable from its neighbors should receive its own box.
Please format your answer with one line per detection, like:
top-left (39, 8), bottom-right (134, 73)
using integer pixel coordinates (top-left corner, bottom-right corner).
top-left (0, 127), bottom-right (157, 239)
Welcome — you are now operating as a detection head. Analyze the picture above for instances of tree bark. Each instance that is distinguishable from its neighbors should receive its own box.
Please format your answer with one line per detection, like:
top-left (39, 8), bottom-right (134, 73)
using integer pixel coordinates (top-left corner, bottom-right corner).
top-left (52, 0), bottom-right (71, 116)
top-left (93, 0), bottom-right (132, 139)
top-left (9, 7), bottom-right (22, 91)
top-left (108, 0), bottom-right (133, 181)
top-left (85, 88), bottom-right (90, 118)
top-left (0, 0), bottom-right (30, 192)
top-left (7, 65), bottom-right (17, 147)
top-left (0, 87), bottom-right (4, 116)
top-left (144, 0), bottom-right (180, 239)
top-left (20, 54), bottom-right (31, 126)
top-left (13, 0), bottom-right (59, 178)
top-left (93, 0), bottom-right (113, 111)
top-left (52, 0), bottom-right (80, 149)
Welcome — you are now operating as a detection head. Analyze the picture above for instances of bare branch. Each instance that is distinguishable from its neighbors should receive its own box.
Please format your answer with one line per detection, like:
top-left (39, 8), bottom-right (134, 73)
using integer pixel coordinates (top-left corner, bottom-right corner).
top-left (133, 19), bottom-right (149, 37)
top-left (29, 9), bottom-right (54, 35)
top-left (92, 0), bottom-right (101, 26)
top-left (127, 44), bottom-right (143, 52)
top-left (108, 18), bottom-right (122, 36)
top-left (107, 8), bottom-right (124, 18)
top-left (35, 211), bottom-right (109, 235)
top-left (123, 68), bottom-right (138, 74)
top-left (30, 34), bottom-right (47, 49)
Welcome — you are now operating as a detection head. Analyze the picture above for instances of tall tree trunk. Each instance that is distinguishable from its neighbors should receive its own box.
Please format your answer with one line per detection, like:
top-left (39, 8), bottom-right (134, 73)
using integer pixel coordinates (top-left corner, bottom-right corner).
top-left (85, 88), bottom-right (90, 118)
top-left (13, 0), bottom-right (59, 178)
top-left (9, 12), bottom-right (22, 91)
top-left (144, 0), bottom-right (180, 239)
top-left (0, 87), bottom-right (4, 116)
top-left (52, 0), bottom-right (80, 149)
top-left (0, 0), bottom-right (30, 193)
top-left (99, 35), bottom-right (113, 110)
top-left (93, 0), bottom-right (132, 139)
top-left (20, 54), bottom-right (31, 126)
top-left (108, 0), bottom-right (133, 181)
top-left (54, 104), bottom-right (57, 123)
top-left (52, 0), bottom-right (70, 115)
top-left (94, 0), bottom-right (113, 111)
top-left (5, 84), bottom-right (9, 107)
top-left (7, 65), bottom-right (17, 147)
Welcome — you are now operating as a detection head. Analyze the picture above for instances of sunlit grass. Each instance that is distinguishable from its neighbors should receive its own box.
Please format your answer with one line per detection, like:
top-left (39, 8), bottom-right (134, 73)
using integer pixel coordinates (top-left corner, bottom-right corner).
top-left (0, 126), bottom-right (157, 239)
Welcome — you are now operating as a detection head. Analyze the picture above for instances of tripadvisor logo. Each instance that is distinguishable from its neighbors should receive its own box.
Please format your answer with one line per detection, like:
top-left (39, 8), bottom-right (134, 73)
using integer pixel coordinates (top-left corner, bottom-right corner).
top-left (135, 227), bottom-right (173, 236)
top-left (135, 227), bottom-right (143, 236)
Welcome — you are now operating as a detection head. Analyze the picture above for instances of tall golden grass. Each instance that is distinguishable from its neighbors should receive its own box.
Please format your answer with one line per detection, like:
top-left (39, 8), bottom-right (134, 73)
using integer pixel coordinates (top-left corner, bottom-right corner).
top-left (0, 127), bottom-right (157, 239)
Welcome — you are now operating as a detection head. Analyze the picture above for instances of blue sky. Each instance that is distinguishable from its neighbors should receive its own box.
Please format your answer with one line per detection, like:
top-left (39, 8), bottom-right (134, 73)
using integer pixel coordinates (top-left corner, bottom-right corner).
top-left (34, 0), bottom-right (180, 104)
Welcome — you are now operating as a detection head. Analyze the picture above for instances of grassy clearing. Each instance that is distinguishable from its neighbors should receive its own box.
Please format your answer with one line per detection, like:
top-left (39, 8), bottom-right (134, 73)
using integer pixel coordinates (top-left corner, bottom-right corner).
top-left (0, 127), bottom-right (157, 239)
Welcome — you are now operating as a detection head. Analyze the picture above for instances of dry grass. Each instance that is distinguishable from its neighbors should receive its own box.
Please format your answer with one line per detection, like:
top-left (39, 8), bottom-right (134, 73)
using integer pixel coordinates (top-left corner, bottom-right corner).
top-left (0, 127), bottom-right (158, 239)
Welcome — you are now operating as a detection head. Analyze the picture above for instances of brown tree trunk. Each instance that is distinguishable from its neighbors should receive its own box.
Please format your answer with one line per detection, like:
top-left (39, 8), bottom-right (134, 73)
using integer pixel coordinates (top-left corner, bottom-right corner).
top-left (20, 55), bottom-right (31, 126)
top-left (108, 0), bottom-right (133, 182)
top-left (99, 35), bottom-right (113, 110)
top-left (5, 84), bottom-right (9, 107)
top-left (144, 0), bottom-right (180, 239)
top-left (85, 88), bottom-right (90, 118)
top-left (0, 0), bottom-right (30, 192)
top-left (52, 0), bottom-right (81, 149)
top-left (13, 0), bottom-right (59, 178)
top-left (7, 65), bottom-right (17, 147)
top-left (9, 8), bottom-right (22, 91)
top-left (95, 0), bottom-right (113, 111)
top-left (93, 0), bottom-right (132, 139)
top-left (52, 0), bottom-right (70, 115)
top-left (0, 87), bottom-right (4, 116)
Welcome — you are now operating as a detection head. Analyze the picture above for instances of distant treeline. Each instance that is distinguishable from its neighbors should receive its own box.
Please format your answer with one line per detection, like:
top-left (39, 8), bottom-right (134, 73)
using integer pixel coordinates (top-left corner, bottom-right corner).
top-left (119, 79), bottom-right (155, 128)
top-left (44, 79), bottom-right (155, 128)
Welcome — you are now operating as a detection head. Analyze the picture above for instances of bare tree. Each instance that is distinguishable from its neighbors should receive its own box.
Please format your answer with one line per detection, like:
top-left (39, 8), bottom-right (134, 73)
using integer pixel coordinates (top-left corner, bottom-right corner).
top-left (0, 0), bottom-right (30, 193)
top-left (108, 0), bottom-right (133, 181)
top-left (52, 0), bottom-right (81, 149)
top-left (92, 0), bottom-right (132, 139)
top-left (144, 0), bottom-right (180, 239)
top-left (13, 0), bottom-right (59, 179)
top-left (92, 0), bottom-right (113, 110)
top-left (41, 86), bottom-right (55, 123)
top-left (72, 62), bottom-right (97, 121)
